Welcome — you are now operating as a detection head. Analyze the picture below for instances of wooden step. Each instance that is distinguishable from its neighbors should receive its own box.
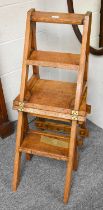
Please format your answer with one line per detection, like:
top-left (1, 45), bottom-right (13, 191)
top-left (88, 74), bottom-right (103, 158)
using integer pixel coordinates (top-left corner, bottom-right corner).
top-left (27, 50), bottom-right (80, 70)
top-left (31, 11), bottom-right (85, 25)
top-left (19, 131), bottom-right (69, 161)
top-left (13, 79), bottom-right (87, 122)
top-left (27, 129), bottom-right (84, 146)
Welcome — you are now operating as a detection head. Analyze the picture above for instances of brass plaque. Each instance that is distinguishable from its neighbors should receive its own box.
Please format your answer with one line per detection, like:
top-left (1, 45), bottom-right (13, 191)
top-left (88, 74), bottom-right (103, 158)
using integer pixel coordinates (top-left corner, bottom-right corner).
top-left (41, 135), bottom-right (69, 149)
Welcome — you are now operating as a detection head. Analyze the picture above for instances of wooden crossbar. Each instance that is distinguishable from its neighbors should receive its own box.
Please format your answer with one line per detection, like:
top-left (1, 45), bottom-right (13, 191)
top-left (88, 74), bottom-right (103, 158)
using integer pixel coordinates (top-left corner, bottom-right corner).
top-left (14, 104), bottom-right (86, 122)
top-left (31, 11), bottom-right (85, 25)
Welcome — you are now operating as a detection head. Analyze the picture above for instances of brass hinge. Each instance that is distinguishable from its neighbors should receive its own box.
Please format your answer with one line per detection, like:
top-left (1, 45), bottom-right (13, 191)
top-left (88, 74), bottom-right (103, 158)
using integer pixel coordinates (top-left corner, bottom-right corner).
top-left (18, 102), bottom-right (24, 112)
top-left (71, 110), bottom-right (78, 121)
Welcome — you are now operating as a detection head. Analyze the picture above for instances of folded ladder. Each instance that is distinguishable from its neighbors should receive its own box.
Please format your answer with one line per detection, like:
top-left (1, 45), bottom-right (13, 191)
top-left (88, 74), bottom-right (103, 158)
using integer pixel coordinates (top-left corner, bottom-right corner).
top-left (12, 9), bottom-right (92, 203)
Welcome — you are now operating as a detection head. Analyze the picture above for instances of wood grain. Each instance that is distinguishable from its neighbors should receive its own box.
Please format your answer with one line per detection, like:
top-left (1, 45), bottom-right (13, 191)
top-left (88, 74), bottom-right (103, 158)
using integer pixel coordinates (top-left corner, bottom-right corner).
top-left (27, 50), bottom-right (80, 70)
top-left (12, 9), bottom-right (92, 204)
top-left (31, 11), bottom-right (85, 25)
top-left (19, 132), bottom-right (69, 161)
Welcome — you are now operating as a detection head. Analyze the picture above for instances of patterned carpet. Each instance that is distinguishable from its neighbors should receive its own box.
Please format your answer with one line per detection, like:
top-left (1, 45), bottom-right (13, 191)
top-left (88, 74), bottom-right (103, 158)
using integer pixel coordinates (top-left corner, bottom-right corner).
top-left (0, 121), bottom-right (103, 210)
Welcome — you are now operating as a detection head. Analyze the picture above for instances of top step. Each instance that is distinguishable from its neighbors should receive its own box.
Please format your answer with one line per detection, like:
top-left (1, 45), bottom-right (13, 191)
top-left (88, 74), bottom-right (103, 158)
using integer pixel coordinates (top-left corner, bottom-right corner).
top-left (31, 11), bottom-right (85, 25)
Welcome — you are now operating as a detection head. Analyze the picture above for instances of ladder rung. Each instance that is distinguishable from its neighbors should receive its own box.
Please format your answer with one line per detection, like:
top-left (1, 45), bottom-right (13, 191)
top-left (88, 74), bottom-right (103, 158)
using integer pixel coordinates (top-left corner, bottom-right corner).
top-left (27, 50), bottom-right (80, 70)
top-left (31, 11), bottom-right (85, 25)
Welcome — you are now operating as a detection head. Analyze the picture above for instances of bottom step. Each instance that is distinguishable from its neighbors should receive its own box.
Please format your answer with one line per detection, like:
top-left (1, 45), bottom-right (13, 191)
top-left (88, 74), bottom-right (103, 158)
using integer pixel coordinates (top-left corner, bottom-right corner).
top-left (19, 132), bottom-right (69, 161)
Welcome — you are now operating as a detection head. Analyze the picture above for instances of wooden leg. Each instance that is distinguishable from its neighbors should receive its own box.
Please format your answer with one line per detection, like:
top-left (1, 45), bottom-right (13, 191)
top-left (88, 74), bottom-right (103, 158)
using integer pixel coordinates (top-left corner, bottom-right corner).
top-left (80, 121), bottom-right (88, 135)
top-left (64, 121), bottom-right (77, 204)
top-left (23, 113), bottom-right (28, 134)
top-left (81, 121), bottom-right (86, 129)
top-left (23, 114), bottom-right (32, 161)
top-left (12, 112), bottom-right (24, 191)
top-left (79, 121), bottom-right (89, 145)
top-left (26, 153), bottom-right (33, 160)
top-left (12, 151), bottom-right (22, 191)
top-left (73, 144), bottom-right (78, 171)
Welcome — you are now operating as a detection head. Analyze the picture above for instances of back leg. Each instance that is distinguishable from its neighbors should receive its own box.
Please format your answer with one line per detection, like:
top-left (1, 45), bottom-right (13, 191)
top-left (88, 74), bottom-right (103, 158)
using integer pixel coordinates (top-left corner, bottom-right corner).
top-left (24, 113), bottom-right (33, 161)
top-left (73, 143), bottom-right (78, 171)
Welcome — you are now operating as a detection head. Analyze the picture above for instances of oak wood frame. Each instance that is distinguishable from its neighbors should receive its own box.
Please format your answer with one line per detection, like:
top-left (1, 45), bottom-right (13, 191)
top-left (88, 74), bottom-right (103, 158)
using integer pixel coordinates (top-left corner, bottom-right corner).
top-left (12, 9), bottom-right (92, 204)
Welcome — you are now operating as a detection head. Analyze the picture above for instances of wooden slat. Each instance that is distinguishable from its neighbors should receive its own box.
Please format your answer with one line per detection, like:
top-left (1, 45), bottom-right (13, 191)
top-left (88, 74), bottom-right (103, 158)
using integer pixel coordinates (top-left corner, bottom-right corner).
top-left (19, 132), bottom-right (69, 161)
top-left (28, 129), bottom-right (70, 141)
top-left (35, 119), bottom-right (89, 137)
top-left (31, 11), bottom-right (85, 25)
top-left (14, 104), bottom-right (85, 122)
top-left (27, 50), bottom-right (80, 70)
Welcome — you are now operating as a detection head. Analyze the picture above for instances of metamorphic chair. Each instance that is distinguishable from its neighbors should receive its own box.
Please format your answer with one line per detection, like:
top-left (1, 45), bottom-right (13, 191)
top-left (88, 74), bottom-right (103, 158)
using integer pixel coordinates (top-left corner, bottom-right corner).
top-left (12, 9), bottom-right (92, 203)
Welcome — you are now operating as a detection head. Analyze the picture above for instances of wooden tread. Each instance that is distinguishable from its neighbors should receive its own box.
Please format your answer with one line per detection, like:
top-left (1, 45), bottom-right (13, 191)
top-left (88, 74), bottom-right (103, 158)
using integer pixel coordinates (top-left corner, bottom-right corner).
top-left (27, 50), bottom-right (80, 70)
top-left (14, 79), bottom-right (77, 111)
top-left (31, 11), bottom-right (85, 25)
top-left (19, 132), bottom-right (69, 161)
top-left (13, 78), bottom-right (87, 122)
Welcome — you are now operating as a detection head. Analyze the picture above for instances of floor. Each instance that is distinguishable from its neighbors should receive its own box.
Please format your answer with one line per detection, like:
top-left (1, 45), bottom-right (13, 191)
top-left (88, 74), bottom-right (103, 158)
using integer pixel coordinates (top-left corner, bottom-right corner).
top-left (0, 120), bottom-right (103, 210)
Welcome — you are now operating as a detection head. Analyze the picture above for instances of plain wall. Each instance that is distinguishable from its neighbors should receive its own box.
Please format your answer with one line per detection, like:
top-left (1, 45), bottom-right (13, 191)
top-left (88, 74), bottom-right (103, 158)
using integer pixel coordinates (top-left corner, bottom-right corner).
top-left (0, 0), bottom-right (103, 128)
